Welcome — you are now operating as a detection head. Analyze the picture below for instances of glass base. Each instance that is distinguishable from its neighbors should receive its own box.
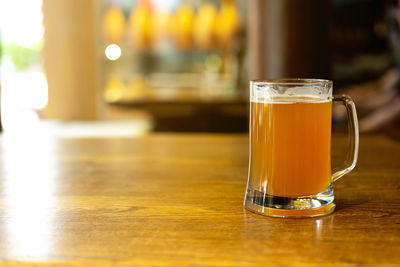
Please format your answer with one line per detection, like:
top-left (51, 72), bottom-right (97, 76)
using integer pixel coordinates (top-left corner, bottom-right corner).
top-left (244, 186), bottom-right (335, 218)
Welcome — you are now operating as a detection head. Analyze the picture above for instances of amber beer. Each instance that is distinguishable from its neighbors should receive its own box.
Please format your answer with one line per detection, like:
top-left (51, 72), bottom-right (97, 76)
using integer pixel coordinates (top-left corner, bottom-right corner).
top-left (249, 96), bottom-right (332, 197)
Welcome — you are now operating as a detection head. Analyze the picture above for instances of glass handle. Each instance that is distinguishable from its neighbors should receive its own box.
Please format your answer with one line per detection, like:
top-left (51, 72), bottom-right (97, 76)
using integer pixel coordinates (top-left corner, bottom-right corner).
top-left (332, 95), bottom-right (359, 182)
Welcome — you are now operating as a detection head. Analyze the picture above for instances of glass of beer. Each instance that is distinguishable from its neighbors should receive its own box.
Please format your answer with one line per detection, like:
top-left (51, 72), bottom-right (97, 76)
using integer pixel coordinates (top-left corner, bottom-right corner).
top-left (244, 79), bottom-right (359, 217)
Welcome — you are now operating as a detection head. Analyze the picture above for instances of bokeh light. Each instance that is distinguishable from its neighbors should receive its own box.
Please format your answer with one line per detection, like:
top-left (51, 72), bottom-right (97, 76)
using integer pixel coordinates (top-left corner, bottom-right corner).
top-left (105, 44), bottom-right (122, 61)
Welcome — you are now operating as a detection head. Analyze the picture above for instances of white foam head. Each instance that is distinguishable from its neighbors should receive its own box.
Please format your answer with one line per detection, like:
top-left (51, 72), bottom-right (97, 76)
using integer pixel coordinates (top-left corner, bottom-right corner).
top-left (250, 79), bottom-right (332, 103)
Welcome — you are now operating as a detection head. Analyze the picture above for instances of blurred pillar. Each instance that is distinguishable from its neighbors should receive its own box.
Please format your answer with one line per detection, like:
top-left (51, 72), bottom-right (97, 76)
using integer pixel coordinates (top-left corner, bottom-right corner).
top-left (248, 0), bottom-right (331, 79)
top-left (42, 0), bottom-right (97, 120)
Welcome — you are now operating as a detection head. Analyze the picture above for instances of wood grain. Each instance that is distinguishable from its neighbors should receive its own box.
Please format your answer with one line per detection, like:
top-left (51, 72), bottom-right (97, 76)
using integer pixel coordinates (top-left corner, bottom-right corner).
top-left (0, 133), bottom-right (399, 266)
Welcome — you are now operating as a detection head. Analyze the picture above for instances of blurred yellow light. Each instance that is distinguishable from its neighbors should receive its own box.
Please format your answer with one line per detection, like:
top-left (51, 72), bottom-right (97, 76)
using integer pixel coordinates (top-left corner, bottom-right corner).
top-left (194, 4), bottom-right (217, 49)
top-left (104, 76), bottom-right (125, 102)
top-left (129, 1), bottom-right (153, 50)
top-left (215, 0), bottom-right (241, 50)
top-left (103, 6), bottom-right (126, 44)
top-left (172, 5), bottom-right (194, 49)
top-left (105, 44), bottom-right (121, 60)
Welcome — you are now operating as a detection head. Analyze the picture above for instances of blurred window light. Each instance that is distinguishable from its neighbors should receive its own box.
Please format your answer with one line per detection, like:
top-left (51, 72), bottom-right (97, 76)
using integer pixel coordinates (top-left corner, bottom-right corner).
top-left (1, 71), bottom-right (48, 132)
top-left (105, 44), bottom-right (122, 60)
top-left (0, 0), bottom-right (47, 133)
top-left (0, 0), bottom-right (44, 47)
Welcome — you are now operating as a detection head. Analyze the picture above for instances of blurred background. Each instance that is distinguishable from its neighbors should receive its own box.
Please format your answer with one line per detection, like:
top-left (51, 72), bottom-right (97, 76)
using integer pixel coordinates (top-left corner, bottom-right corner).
top-left (0, 0), bottom-right (399, 137)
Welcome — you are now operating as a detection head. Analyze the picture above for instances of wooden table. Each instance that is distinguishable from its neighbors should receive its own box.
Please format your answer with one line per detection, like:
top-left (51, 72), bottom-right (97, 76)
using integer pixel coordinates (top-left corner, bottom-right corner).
top-left (0, 133), bottom-right (399, 265)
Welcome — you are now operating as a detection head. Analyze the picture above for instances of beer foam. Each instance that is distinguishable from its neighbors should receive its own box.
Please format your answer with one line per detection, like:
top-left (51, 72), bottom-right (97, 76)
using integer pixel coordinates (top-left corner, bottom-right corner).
top-left (251, 95), bottom-right (331, 104)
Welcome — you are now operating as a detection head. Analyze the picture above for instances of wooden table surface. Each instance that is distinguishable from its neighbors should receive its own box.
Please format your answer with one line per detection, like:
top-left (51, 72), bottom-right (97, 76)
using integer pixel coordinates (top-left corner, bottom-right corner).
top-left (0, 133), bottom-right (399, 266)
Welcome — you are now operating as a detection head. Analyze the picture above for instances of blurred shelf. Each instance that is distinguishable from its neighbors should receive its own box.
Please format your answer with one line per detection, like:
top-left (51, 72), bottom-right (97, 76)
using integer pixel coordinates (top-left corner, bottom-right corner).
top-left (108, 89), bottom-right (246, 105)
top-left (106, 88), bottom-right (248, 132)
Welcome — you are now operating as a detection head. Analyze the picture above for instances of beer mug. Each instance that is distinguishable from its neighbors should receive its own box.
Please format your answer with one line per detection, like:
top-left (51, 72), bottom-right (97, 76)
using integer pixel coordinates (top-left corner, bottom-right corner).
top-left (244, 79), bottom-right (359, 217)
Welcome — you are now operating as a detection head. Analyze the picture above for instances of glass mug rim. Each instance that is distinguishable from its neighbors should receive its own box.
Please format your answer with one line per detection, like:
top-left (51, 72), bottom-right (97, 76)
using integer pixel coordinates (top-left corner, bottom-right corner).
top-left (250, 78), bottom-right (332, 86)
top-left (250, 78), bottom-right (333, 102)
